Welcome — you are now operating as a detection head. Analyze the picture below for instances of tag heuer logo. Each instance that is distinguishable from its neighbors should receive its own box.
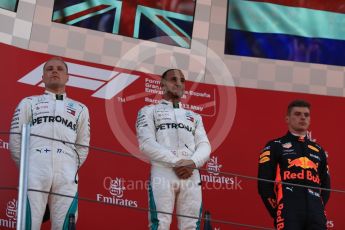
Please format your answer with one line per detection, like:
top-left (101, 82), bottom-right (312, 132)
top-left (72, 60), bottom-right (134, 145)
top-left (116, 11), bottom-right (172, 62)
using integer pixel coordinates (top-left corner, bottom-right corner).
top-left (18, 62), bottom-right (139, 99)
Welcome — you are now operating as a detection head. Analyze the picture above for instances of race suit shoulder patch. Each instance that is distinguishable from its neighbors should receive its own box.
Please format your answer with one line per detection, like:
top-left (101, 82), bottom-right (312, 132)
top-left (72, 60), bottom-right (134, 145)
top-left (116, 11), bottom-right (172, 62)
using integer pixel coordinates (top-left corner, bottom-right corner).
top-left (308, 145), bottom-right (320, 153)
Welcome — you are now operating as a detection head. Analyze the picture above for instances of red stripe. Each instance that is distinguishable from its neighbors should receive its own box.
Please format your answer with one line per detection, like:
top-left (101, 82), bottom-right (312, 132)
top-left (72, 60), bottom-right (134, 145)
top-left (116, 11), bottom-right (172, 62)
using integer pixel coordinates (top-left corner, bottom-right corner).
top-left (157, 15), bottom-right (190, 45)
top-left (119, 0), bottom-right (195, 37)
top-left (248, 0), bottom-right (345, 14)
top-left (54, 5), bottom-right (110, 23)
top-left (119, 1), bottom-right (164, 37)
top-left (118, 1), bottom-right (137, 36)
top-left (274, 165), bottom-right (283, 203)
top-left (137, 0), bottom-right (195, 15)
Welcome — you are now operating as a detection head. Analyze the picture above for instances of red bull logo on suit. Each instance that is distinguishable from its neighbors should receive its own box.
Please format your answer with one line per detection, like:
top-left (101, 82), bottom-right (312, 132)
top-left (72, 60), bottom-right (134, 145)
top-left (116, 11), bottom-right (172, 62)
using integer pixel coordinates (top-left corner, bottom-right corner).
top-left (284, 157), bottom-right (321, 184)
top-left (287, 157), bottom-right (318, 171)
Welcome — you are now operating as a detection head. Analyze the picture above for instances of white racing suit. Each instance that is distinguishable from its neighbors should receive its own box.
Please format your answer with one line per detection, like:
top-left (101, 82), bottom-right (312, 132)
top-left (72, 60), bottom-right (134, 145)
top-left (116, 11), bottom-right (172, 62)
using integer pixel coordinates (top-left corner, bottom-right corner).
top-left (136, 100), bottom-right (211, 230)
top-left (9, 91), bottom-right (90, 230)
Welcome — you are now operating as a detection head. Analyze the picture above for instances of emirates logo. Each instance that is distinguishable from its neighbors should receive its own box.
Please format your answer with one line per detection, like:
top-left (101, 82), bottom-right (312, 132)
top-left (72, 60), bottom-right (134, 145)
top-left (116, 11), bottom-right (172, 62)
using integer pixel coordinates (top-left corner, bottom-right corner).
top-left (207, 156), bottom-right (222, 176)
top-left (103, 177), bottom-right (125, 198)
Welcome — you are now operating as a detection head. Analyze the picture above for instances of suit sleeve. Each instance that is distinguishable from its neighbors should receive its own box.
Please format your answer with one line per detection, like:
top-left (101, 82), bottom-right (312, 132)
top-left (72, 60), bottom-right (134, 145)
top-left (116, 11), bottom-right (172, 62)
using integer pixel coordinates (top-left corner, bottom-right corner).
top-left (136, 106), bottom-right (179, 166)
top-left (320, 148), bottom-right (331, 206)
top-left (191, 114), bottom-right (211, 168)
top-left (9, 98), bottom-right (32, 166)
top-left (75, 105), bottom-right (90, 166)
top-left (258, 141), bottom-right (278, 218)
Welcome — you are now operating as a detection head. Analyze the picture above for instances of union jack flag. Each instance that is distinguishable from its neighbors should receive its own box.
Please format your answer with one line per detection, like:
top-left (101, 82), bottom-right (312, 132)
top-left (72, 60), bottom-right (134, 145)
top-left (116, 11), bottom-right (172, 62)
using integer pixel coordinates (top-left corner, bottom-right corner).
top-left (52, 0), bottom-right (196, 48)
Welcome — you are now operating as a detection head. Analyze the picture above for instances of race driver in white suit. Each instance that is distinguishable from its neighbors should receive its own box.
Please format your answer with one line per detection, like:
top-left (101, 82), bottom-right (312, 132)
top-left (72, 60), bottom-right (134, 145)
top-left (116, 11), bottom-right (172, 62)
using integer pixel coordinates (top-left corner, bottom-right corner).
top-left (9, 57), bottom-right (90, 230)
top-left (136, 69), bottom-right (211, 229)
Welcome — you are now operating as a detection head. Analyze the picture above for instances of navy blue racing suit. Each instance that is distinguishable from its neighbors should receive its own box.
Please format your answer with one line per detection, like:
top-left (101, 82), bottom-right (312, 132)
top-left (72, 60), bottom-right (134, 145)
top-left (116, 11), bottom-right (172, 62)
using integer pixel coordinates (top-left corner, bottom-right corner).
top-left (258, 132), bottom-right (330, 230)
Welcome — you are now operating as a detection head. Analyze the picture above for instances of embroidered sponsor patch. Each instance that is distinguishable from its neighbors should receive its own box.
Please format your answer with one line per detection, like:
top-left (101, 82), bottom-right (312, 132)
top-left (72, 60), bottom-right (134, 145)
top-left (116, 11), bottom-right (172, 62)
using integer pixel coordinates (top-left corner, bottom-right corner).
top-left (282, 142), bottom-right (292, 148)
top-left (260, 151), bottom-right (270, 159)
top-left (308, 145), bottom-right (319, 152)
top-left (259, 156), bottom-right (270, 163)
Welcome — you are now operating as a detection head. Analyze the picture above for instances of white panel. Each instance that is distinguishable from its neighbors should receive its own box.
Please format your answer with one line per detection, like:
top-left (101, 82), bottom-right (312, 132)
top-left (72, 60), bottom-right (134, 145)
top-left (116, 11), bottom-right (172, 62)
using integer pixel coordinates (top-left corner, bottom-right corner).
top-left (67, 62), bottom-right (118, 81)
top-left (18, 63), bottom-right (44, 85)
top-left (67, 76), bottom-right (104, 90)
top-left (38, 76), bottom-right (104, 90)
top-left (92, 73), bottom-right (140, 99)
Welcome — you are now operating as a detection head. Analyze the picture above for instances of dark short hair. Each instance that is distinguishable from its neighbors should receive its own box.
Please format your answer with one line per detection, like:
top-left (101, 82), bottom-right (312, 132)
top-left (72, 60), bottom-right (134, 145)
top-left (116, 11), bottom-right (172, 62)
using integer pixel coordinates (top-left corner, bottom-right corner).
top-left (43, 57), bottom-right (68, 73)
top-left (161, 69), bottom-right (182, 79)
top-left (287, 100), bottom-right (311, 115)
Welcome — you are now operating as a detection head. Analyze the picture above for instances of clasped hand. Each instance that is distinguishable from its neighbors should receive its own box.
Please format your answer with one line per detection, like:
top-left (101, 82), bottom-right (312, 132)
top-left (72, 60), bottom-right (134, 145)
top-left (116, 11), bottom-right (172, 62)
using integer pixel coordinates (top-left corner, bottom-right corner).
top-left (173, 159), bottom-right (196, 179)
